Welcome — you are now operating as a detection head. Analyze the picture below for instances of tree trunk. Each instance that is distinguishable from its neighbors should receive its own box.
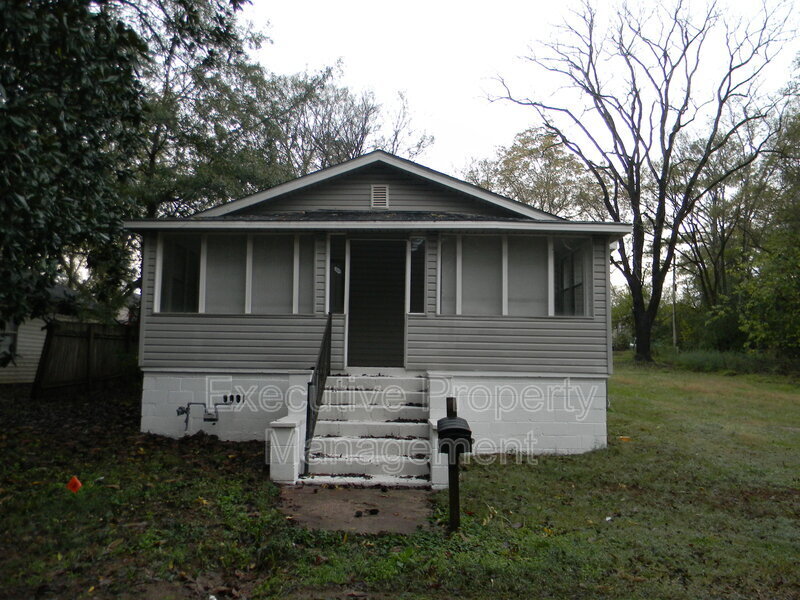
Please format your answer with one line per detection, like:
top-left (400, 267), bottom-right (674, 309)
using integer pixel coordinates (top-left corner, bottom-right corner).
top-left (632, 304), bottom-right (654, 362)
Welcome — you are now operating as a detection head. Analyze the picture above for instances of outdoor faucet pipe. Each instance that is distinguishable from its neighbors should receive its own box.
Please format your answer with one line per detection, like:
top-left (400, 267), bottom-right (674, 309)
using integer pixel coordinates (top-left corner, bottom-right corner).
top-left (176, 396), bottom-right (240, 431)
top-left (176, 402), bottom-right (209, 431)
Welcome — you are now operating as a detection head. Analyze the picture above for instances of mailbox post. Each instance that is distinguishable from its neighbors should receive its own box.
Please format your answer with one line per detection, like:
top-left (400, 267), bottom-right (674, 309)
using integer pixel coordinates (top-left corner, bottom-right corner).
top-left (437, 396), bottom-right (472, 532)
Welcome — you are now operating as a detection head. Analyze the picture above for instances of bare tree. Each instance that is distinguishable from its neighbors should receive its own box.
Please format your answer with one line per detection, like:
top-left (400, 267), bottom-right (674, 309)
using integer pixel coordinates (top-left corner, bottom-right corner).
top-left (375, 92), bottom-right (435, 161)
top-left (499, 0), bottom-right (790, 360)
top-left (278, 85), bottom-right (434, 176)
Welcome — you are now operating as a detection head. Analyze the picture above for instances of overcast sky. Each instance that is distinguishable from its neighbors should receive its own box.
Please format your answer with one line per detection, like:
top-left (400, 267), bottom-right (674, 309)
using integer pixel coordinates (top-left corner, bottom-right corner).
top-left (243, 0), bottom-right (797, 177)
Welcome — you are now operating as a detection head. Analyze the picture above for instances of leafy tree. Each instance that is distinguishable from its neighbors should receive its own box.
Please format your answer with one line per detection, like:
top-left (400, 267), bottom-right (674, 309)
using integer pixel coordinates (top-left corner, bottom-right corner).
top-left (738, 205), bottom-right (800, 356)
top-left (737, 105), bottom-right (800, 356)
top-left (464, 128), bottom-right (603, 219)
top-left (121, 2), bottom-right (434, 219)
top-left (499, 0), bottom-right (790, 361)
top-left (0, 0), bottom-right (144, 330)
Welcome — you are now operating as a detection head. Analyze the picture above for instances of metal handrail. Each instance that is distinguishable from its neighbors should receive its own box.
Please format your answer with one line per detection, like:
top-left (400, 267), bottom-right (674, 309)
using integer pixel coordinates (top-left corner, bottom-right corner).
top-left (304, 312), bottom-right (332, 474)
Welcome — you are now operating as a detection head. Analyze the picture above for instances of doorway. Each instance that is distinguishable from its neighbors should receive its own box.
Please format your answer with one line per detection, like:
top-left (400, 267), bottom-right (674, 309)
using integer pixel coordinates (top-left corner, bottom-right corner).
top-left (347, 240), bottom-right (406, 367)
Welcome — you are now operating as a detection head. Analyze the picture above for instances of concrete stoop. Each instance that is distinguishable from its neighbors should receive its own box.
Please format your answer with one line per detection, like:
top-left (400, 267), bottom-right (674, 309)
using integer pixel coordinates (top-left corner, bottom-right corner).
top-left (300, 373), bottom-right (431, 488)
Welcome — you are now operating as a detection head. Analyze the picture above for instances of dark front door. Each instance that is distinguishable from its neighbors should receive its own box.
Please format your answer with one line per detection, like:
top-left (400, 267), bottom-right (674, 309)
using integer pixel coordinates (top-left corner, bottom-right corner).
top-left (347, 240), bottom-right (406, 367)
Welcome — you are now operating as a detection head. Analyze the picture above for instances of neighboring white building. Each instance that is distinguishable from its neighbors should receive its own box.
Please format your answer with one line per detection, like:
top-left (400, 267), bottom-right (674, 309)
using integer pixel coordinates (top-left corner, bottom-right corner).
top-left (0, 319), bottom-right (47, 384)
top-left (126, 151), bottom-right (629, 488)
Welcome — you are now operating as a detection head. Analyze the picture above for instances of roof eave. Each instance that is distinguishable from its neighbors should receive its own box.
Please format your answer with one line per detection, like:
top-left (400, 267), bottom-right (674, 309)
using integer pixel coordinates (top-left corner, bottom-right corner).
top-left (124, 219), bottom-right (631, 238)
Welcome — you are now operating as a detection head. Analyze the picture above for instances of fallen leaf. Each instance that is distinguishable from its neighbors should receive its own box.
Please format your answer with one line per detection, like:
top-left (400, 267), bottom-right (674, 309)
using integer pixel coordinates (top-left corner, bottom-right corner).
top-left (66, 476), bottom-right (82, 493)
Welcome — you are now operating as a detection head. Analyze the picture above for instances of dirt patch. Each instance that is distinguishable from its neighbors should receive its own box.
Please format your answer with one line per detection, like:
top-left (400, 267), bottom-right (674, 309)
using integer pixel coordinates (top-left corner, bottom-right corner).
top-left (280, 485), bottom-right (433, 534)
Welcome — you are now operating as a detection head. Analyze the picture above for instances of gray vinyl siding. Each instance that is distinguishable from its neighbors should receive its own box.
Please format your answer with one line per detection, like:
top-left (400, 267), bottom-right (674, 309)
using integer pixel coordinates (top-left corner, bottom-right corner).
top-left (236, 164), bottom-right (514, 218)
top-left (426, 233), bottom-right (438, 315)
top-left (331, 314), bottom-right (345, 370)
top-left (314, 235), bottom-right (326, 313)
top-left (142, 315), bottom-right (329, 370)
top-left (406, 237), bottom-right (610, 374)
top-left (139, 232), bottom-right (156, 367)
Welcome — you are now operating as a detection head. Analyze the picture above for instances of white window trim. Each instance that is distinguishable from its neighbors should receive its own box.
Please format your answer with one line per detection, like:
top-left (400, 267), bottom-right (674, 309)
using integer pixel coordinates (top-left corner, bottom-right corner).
top-left (244, 235), bottom-right (253, 314)
top-left (292, 235), bottom-right (300, 314)
top-left (436, 236), bottom-right (442, 315)
top-left (324, 234), bottom-right (331, 314)
top-left (455, 235), bottom-right (462, 315)
top-left (501, 235), bottom-right (509, 316)
top-left (153, 233), bottom-right (163, 313)
top-left (405, 240), bottom-right (412, 314)
top-left (343, 239), bottom-right (351, 367)
top-left (547, 237), bottom-right (555, 316)
top-left (198, 235), bottom-right (207, 313)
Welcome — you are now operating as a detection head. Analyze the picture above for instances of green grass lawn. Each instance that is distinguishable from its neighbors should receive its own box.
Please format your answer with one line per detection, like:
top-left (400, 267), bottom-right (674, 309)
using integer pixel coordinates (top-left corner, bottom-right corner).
top-left (1, 362), bottom-right (798, 599)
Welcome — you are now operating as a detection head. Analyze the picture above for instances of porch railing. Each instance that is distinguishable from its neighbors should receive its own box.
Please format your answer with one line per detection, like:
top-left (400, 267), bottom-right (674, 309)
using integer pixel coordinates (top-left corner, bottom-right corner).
top-left (304, 312), bottom-right (333, 474)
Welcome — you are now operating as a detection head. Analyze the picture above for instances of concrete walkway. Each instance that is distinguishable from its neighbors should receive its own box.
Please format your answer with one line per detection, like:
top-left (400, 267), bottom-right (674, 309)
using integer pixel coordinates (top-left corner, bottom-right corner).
top-left (279, 485), bottom-right (433, 534)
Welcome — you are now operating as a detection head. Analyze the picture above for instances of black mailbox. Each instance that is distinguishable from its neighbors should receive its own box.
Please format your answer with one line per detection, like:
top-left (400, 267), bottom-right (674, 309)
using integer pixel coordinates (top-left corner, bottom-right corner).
top-left (437, 416), bottom-right (473, 454)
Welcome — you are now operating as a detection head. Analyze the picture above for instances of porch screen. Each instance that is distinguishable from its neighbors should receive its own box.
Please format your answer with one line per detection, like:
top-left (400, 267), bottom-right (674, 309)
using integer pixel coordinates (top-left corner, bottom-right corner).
top-left (205, 235), bottom-right (247, 313)
top-left (329, 236), bottom-right (346, 313)
top-left (508, 236), bottom-right (548, 316)
top-left (252, 235), bottom-right (293, 313)
top-left (160, 234), bottom-right (200, 313)
top-left (554, 237), bottom-right (592, 316)
top-left (439, 236), bottom-right (457, 314)
top-left (409, 238), bottom-right (426, 313)
top-left (462, 236), bottom-right (503, 315)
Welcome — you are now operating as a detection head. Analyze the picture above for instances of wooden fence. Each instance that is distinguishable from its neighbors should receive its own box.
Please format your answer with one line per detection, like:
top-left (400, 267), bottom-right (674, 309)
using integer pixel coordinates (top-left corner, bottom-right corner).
top-left (32, 321), bottom-right (137, 399)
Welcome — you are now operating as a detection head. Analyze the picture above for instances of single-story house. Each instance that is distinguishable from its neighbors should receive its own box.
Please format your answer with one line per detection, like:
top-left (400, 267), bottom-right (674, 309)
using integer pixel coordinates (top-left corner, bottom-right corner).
top-left (125, 150), bottom-right (629, 488)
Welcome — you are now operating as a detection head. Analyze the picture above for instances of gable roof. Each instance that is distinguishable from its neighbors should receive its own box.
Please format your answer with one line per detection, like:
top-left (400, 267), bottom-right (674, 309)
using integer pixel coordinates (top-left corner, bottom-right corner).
top-left (197, 150), bottom-right (562, 221)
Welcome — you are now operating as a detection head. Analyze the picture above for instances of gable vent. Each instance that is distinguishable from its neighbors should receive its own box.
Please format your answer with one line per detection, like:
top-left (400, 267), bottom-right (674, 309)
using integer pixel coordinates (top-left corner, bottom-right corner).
top-left (371, 184), bottom-right (389, 208)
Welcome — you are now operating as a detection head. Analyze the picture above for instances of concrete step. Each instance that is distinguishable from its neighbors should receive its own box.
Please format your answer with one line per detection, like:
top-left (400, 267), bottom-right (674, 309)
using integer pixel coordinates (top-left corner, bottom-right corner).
top-left (307, 455), bottom-right (429, 477)
top-left (326, 375), bottom-right (427, 393)
top-left (309, 436), bottom-right (431, 458)
top-left (297, 474), bottom-right (431, 488)
top-left (322, 389), bottom-right (428, 407)
top-left (314, 420), bottom-right (429, 439)
top-left (317, 404), bottom-right (428, 422)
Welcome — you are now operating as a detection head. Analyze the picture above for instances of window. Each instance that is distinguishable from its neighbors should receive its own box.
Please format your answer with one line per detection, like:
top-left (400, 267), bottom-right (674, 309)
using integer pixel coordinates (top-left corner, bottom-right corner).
top-left (462, 236), bottom-right (503, 315)
top-left (439, 236), bottom-right (457, 314)
top-left (409, 238), bottom-right (426, 313)
top-left (508, 236), bottom-right (548, 316)
top-left (438, 234), bottom-right (584, 318)
top-left (158, 233), bottom-right (318, 315)
top-left (251, 235), bottom-right (294, 313)
top-left (329, 236), bottom-right (346, 313)
top-left (205, 235), bottom-right (247, 313)
top-left (160, 235), bottom-right (200, 312)
top-left (554, 238), bottom-right (591, 316)
top-left (251, 234), bottom-right (315, 314)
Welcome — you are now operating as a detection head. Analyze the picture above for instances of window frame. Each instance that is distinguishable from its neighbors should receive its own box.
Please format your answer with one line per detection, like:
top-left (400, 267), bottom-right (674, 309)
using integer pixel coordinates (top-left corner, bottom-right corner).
top-left (437, 233), bottom-right (594, 319)
top-left (155, 232), bottom-right (318, 315)
top-left (407, 236), bottom-right (427, 315)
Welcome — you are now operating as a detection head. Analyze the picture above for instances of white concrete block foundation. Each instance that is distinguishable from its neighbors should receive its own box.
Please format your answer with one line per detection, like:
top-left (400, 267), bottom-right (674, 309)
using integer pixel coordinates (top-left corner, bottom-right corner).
top-left (140, 371), bottom-right (311, 442)
top-left (428, 372), bottom-right (608, 489)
